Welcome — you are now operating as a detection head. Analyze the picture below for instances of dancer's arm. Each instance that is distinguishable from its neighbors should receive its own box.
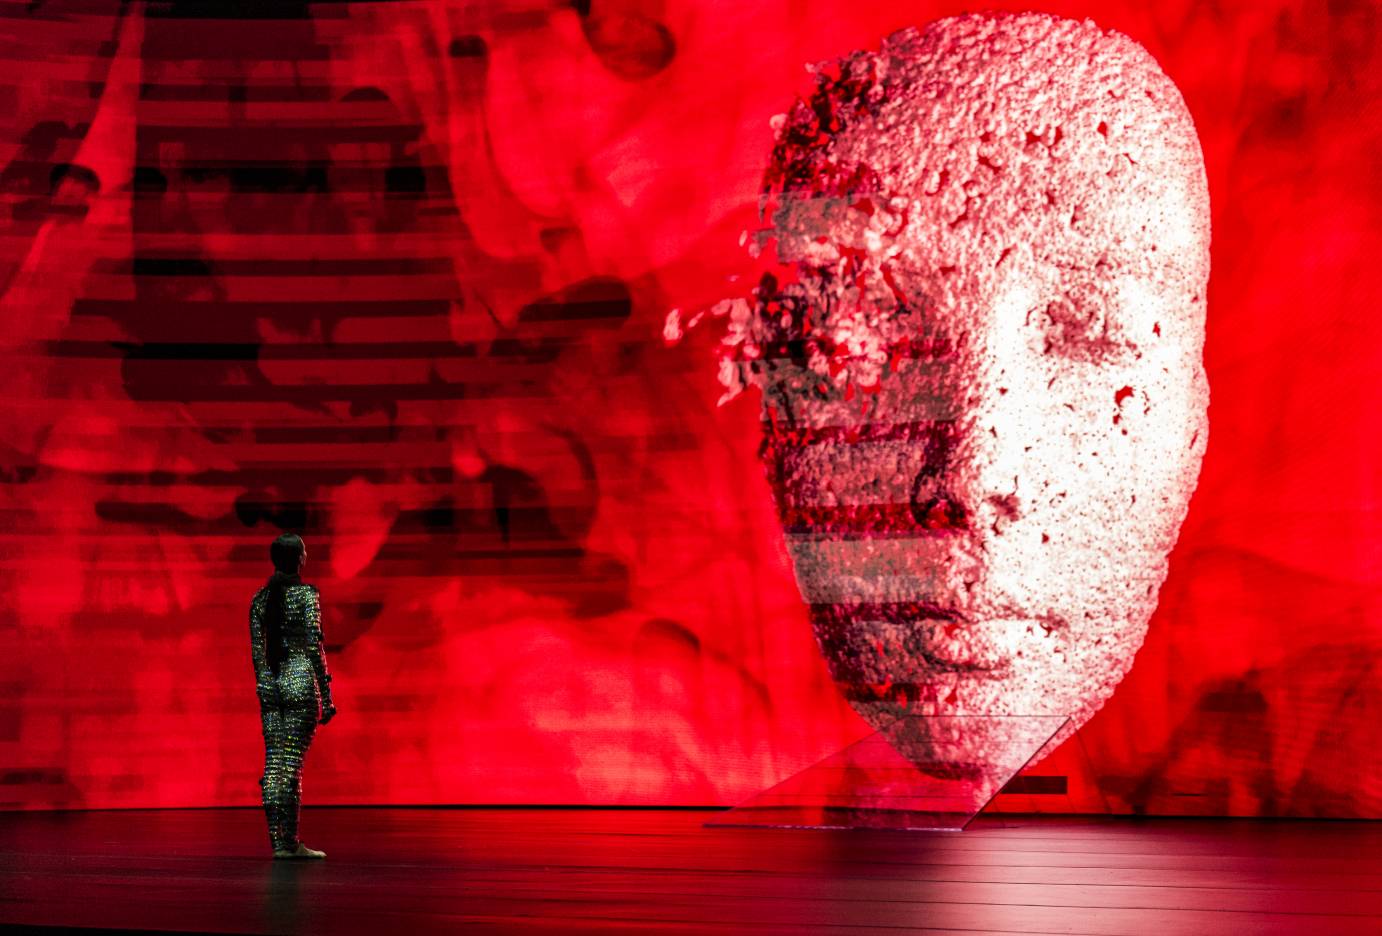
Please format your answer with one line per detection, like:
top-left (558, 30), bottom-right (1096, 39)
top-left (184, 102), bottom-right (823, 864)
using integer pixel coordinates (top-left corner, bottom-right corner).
top-left (249, 597), bottom-right (271, 701)
top-left (306, 586), bottom-right (335, 719)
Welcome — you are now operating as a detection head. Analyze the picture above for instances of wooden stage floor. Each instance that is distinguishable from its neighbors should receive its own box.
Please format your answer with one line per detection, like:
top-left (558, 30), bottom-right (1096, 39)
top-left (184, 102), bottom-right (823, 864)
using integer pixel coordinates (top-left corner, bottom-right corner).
top-left (1, 808), bottom-right (1379, 934)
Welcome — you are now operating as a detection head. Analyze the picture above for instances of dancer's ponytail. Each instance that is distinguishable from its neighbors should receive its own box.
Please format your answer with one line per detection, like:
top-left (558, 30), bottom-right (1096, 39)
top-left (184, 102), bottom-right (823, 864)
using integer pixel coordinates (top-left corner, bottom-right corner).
top-left (264, 533), bottom-right (305, 677)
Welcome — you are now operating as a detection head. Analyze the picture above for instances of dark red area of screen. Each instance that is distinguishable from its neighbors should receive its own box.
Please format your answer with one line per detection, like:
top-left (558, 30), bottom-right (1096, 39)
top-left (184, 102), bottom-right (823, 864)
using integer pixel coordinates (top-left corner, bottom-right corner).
top-left (0, 0), bottom-right (1378, 815)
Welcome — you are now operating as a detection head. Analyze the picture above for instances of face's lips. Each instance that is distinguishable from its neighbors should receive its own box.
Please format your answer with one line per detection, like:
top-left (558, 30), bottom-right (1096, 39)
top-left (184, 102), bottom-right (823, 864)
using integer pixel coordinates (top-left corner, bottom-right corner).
top-left (813, 600), bottom-right (1002, 675)
top-left (811, 600), bottom-right (1069, 678)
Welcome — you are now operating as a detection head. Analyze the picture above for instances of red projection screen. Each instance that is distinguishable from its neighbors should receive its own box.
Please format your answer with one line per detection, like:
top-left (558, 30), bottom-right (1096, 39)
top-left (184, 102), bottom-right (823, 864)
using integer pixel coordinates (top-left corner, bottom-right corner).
top-left (1, 0), bottom-right (1378, 816)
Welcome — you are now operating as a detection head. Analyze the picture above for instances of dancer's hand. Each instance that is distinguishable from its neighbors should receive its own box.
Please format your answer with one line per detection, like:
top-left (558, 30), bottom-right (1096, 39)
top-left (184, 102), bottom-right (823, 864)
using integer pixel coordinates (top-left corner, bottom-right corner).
top-left (320, 702), bottom-right (337, 725)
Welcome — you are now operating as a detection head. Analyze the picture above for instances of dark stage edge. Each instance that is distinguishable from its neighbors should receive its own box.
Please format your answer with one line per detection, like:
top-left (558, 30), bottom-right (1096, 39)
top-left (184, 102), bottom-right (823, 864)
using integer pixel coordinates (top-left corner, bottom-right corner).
top-left (1, 808), bottom-right (1380, 934)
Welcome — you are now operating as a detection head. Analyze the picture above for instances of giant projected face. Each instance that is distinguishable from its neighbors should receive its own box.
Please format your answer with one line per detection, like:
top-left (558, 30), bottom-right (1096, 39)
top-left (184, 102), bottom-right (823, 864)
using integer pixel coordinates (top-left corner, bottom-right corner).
top-left (720, 13), bottom-right (1210, 749)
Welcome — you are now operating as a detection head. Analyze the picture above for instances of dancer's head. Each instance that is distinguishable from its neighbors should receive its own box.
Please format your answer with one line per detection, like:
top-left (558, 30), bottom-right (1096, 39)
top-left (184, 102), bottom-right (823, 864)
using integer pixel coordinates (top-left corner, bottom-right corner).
top-left (270, 533), bottom-right (307, 575)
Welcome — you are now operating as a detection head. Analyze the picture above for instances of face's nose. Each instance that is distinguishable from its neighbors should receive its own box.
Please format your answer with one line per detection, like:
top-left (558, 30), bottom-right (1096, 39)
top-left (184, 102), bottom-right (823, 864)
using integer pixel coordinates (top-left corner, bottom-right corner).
top-left (861, 288), bottom-right (1041, 527)
top-left (895, 268), bottom-right (1038, 533)
top-left (752, 253), bottom-right (1031, 543)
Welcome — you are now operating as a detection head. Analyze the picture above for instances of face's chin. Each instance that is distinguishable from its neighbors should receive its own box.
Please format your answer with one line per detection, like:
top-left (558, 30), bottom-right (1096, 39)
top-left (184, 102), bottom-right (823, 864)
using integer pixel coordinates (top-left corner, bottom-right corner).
top-left (808, 593), bottom-right (1151, 778)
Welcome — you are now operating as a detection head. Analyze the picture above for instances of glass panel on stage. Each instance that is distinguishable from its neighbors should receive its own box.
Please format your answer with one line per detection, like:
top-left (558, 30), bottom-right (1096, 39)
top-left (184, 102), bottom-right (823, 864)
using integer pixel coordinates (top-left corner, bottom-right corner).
top-left (707, 714), bottom-right (1070, 832)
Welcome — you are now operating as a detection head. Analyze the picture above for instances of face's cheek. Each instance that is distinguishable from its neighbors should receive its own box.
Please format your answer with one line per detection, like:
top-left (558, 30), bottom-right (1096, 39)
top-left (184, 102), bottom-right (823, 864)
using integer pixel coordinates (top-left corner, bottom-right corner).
top-left (966, 271), bottom-right (1205, 707)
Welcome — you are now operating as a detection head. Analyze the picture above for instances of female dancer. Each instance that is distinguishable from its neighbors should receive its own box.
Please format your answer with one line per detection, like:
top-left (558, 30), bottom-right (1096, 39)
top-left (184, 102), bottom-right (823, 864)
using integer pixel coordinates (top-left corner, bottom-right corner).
top-left (250, 533), bottom-right (336, 858)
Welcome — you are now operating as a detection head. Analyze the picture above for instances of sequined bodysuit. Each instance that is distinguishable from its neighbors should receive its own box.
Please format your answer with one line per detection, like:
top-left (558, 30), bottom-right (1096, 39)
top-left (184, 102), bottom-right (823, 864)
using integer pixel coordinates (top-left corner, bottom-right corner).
top-left (249, 578), bottom-right (332, 852)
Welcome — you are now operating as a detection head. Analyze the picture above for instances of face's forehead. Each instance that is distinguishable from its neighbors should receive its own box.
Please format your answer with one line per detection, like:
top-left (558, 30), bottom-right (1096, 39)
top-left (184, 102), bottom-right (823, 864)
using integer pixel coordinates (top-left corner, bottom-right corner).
top-left (766, 13), bottom-right (1210, 314)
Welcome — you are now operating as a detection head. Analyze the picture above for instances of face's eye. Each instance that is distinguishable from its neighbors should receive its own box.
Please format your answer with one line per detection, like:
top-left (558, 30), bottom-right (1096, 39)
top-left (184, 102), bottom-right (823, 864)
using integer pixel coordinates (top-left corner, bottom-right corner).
top-left (1028, 281), bottom-right (1128, 361)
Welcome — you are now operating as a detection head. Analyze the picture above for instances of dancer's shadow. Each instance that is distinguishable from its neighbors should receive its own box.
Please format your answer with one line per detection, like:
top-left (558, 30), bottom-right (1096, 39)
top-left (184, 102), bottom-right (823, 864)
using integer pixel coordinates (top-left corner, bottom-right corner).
top-left (257, 857), bottom-right (322, 932)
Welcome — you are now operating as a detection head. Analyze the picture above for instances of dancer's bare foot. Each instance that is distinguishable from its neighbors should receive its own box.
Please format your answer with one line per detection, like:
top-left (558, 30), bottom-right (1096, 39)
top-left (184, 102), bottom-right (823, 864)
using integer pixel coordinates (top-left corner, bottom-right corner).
top-left (273, 843), bottom-right (326, 859)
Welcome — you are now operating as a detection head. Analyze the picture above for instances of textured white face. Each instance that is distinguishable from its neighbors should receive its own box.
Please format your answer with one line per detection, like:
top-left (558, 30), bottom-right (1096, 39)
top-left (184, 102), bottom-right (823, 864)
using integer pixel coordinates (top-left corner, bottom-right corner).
top-left (724, 13), bottom-right (1210, 752)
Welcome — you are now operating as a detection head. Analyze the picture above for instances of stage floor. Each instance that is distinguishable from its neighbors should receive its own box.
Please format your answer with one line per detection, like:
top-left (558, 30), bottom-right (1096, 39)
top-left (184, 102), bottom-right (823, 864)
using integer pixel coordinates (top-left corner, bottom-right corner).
top-left (1, 808), bottom-right (1379, 934)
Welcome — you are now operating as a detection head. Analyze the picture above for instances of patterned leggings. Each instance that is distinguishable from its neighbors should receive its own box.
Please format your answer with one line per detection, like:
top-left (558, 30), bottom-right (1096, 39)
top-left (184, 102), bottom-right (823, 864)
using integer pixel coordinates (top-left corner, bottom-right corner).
top-left (258, 700), bottom-right (317, 851)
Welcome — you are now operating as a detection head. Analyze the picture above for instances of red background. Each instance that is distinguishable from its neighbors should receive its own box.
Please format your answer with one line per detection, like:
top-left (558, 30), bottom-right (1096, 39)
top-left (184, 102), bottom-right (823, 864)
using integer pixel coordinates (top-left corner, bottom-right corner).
top-left (1, 0), bottom-right (1378, 816)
